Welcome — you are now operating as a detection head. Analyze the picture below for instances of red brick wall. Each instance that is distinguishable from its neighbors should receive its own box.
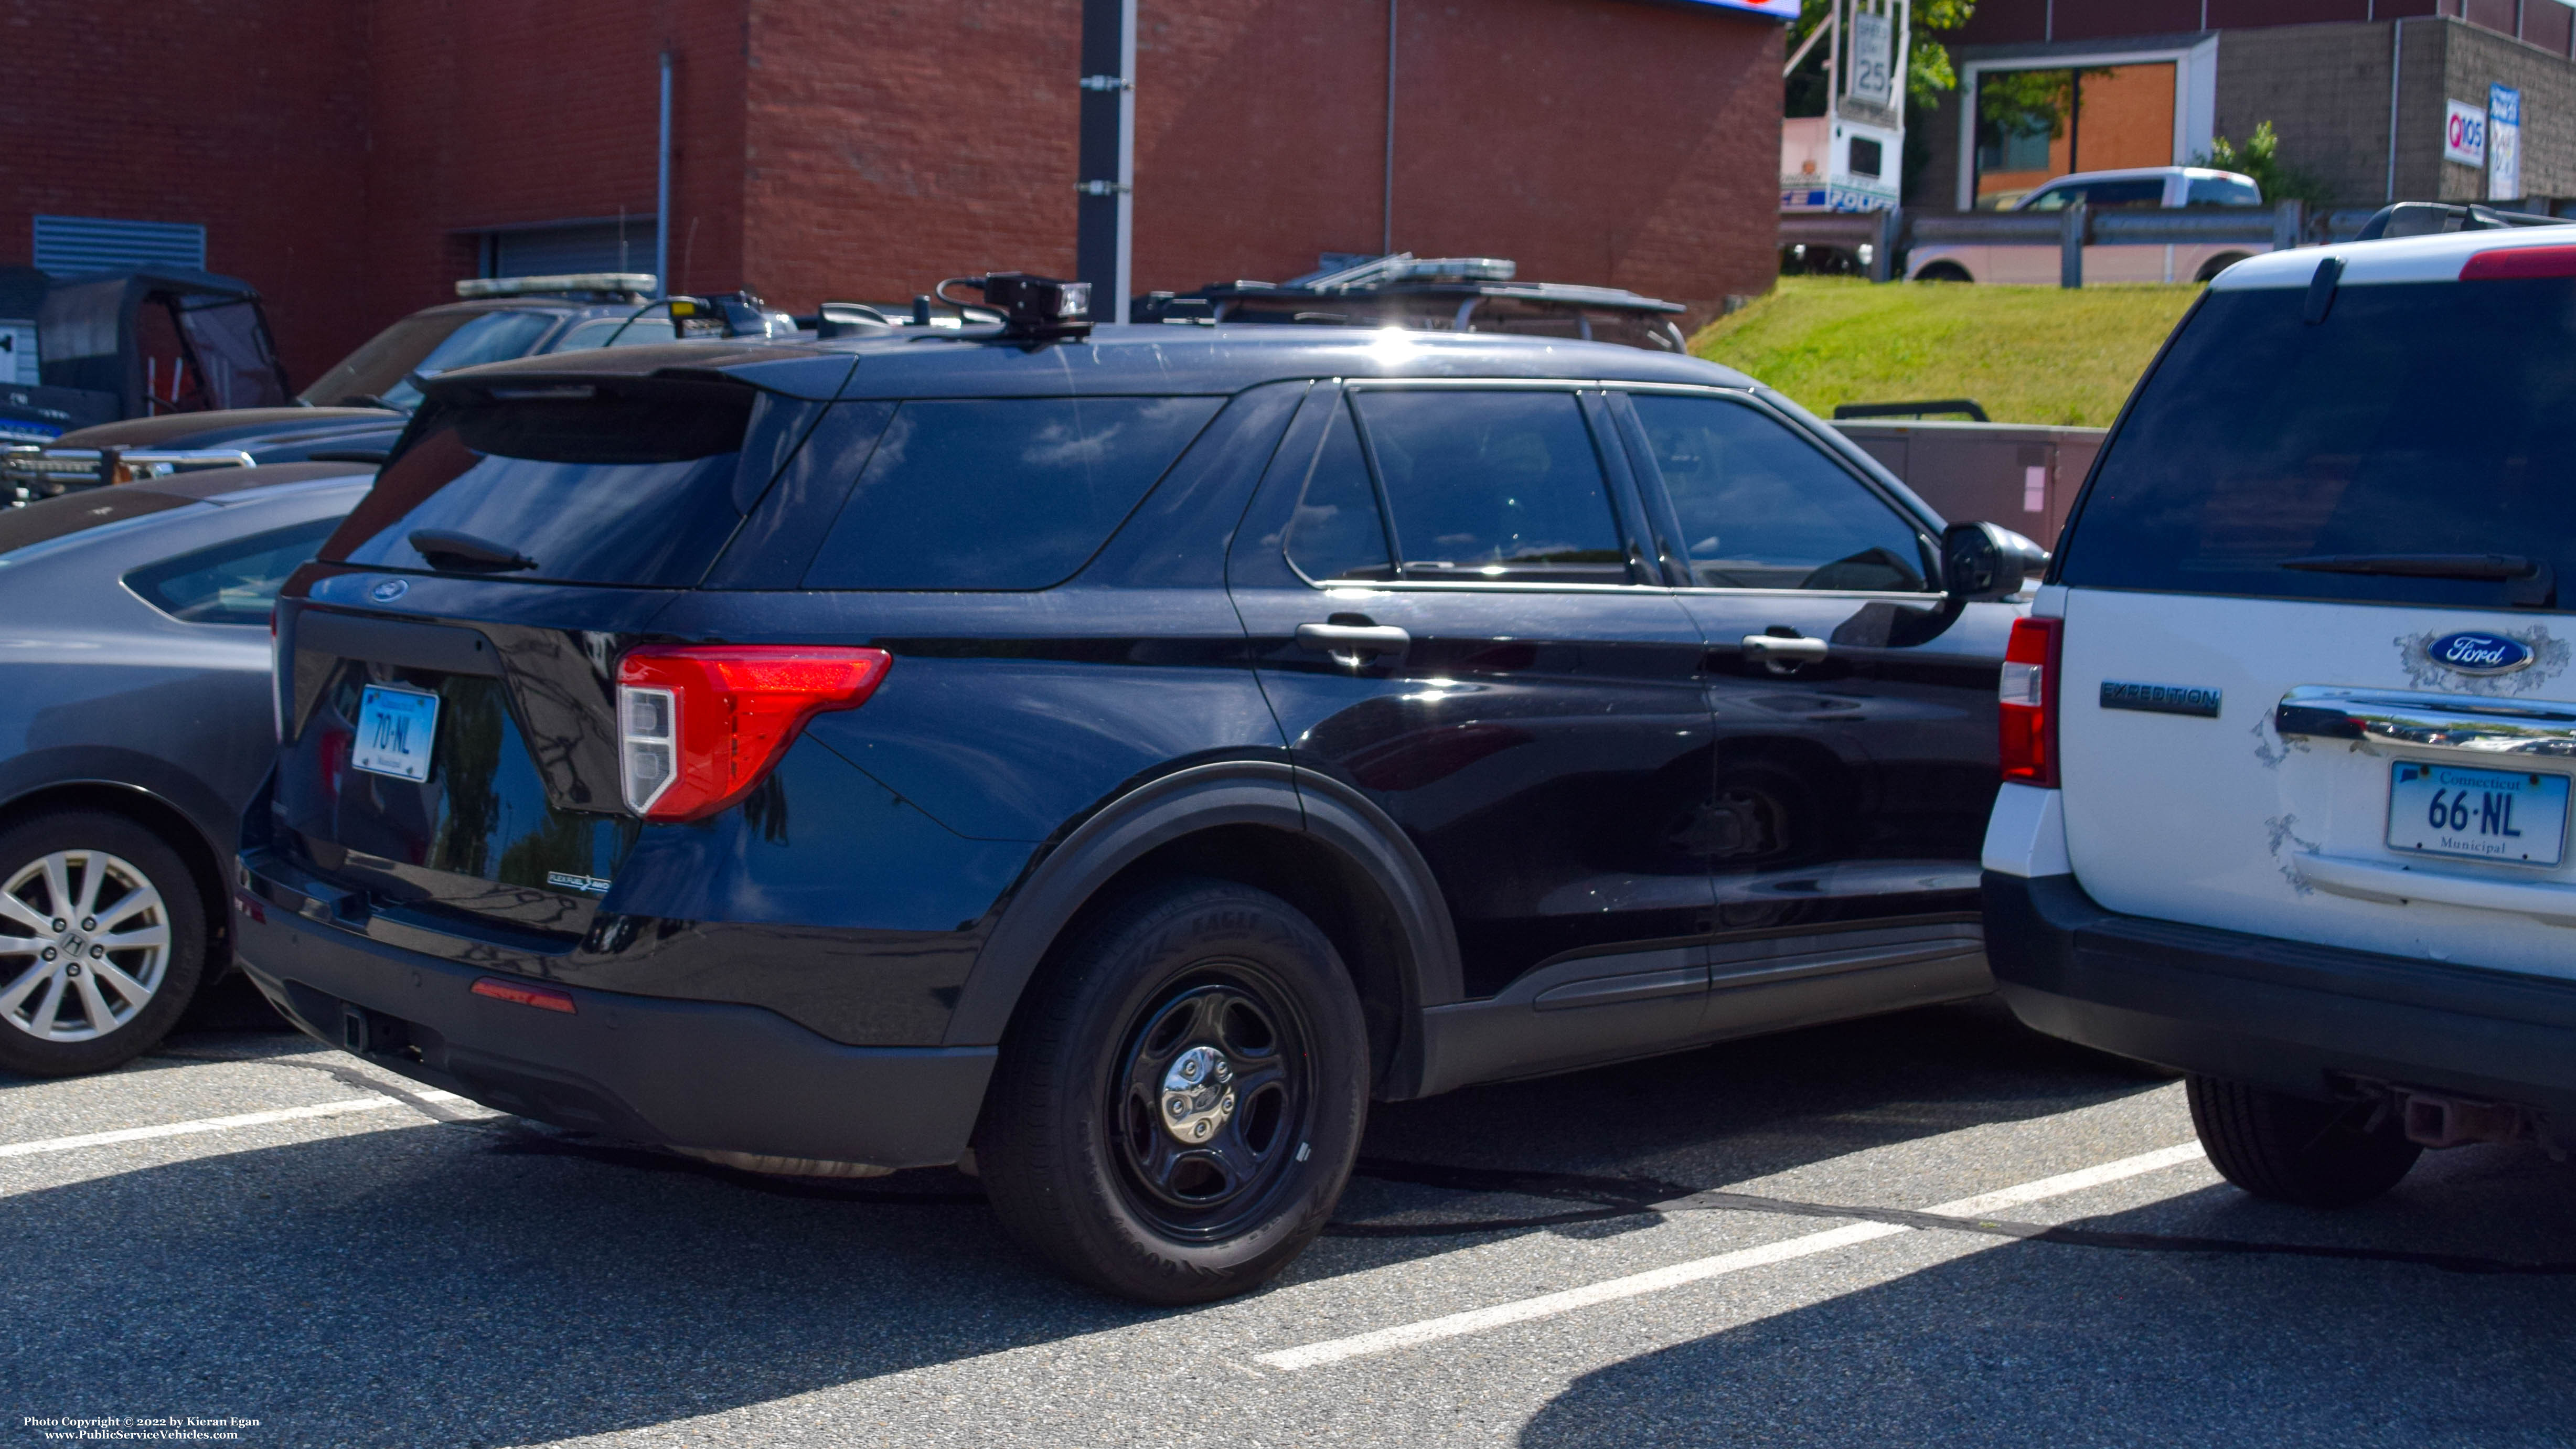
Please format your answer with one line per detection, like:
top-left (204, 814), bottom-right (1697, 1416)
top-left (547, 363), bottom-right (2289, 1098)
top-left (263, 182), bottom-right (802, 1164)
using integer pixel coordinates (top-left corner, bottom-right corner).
top-left (743, 0), bottom-right (1781, 326)
top-left (5, 0), bottom-right (1783, 372)
top-left (362, 0), bottom-right (750, 320)
top-left (0, 0), bottom-right (370, 383)
top-left (1385, 0), bottom-right (1781, 324)
top-left (1130, 0), bottom-right (1781, 324)
top-left (743, 0), bottom-right (1080, 308)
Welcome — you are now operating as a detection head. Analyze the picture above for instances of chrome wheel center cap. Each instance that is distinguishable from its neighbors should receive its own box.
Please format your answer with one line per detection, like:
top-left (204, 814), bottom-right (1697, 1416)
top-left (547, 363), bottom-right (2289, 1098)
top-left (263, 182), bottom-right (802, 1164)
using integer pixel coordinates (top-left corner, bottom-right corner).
top-left (1159, 1045), bottom-right (1237, 1144)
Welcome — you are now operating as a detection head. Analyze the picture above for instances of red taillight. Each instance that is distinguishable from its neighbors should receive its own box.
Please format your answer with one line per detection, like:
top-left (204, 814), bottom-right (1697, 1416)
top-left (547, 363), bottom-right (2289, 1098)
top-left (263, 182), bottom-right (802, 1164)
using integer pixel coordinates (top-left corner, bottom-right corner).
top-left (614, 645), bottom-right (893, 822)
top-left (2460, 245), bottom-right (2576, 281)
top-left (471, 976), bottom-right (578, 1014)
top-left (1999, 616), bottom-right (2061, 787)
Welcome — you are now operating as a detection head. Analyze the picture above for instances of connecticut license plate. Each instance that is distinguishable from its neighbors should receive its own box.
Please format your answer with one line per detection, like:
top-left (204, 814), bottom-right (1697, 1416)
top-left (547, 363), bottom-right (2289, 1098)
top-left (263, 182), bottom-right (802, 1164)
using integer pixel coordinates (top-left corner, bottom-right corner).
top-left (351, 684), bottom-right (441, 783)
top-left (2386, 761), bottom-right (2569, 866)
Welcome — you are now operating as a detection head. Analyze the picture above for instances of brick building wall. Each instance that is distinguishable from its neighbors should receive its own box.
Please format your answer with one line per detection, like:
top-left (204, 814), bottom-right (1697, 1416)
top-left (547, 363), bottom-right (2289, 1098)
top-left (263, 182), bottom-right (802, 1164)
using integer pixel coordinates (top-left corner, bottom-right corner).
top-left (742, 0), bottom-right (1082, 309)
top-left (2210, 22), bottom-right (2403, 201)
top-left (0, 0), bottom-right (372, 381)
top-left (3, 0), bottom-right (1785, 379)
top-left (1919, 10), bottom-right (2576, 209)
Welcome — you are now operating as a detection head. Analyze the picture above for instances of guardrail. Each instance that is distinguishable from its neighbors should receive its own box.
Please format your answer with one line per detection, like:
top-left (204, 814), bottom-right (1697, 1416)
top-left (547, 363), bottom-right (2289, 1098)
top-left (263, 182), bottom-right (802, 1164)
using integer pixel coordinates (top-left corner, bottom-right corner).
top-left (1785, 202), bottom-right (2305, 286)
top-left (1789, 198), bottom-right (2576, 286)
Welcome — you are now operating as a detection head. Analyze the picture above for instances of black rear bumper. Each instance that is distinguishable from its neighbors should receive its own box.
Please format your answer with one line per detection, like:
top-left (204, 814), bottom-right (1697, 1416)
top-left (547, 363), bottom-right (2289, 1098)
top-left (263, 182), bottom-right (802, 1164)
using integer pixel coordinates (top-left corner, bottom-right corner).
top-left (233, 853), bottom-right (993, 1168)
top-left (1985, 870), bottom-right (2576, 1143)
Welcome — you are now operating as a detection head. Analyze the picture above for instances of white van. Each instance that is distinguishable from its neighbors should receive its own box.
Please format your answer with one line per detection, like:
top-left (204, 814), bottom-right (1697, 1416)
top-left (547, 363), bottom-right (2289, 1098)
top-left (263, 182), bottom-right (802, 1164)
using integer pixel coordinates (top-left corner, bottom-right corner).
top-left (1982, 216), bottom-right (2576, 1206)
top-left (1908, 166), bottom-right (2265, 285)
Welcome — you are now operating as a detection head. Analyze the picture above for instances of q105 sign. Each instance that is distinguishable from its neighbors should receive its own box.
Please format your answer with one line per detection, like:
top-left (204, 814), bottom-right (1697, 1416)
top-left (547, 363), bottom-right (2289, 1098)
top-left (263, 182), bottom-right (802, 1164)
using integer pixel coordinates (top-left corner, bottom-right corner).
top-left (2446, 98), bottom-right (2488, 167)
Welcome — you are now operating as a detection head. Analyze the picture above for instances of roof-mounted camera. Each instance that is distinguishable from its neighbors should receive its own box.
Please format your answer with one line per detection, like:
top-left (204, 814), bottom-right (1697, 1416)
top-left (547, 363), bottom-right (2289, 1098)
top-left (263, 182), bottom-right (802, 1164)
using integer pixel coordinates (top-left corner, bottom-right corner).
top-left (936, 272), bottom-right (1092, 341)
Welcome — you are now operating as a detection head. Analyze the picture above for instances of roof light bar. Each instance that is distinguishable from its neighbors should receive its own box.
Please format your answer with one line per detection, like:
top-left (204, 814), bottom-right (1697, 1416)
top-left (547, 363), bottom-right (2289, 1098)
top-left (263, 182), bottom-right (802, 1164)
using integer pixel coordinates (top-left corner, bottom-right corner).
top-left (455, 273), bottom-right (658, 300)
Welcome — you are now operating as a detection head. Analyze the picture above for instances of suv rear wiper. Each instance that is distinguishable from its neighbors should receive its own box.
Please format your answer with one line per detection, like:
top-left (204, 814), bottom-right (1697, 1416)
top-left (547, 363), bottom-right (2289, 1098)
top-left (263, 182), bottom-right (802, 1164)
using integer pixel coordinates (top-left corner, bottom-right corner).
top-left (409, 529), bottom-right (537, 573)
top-left (2279, 553), bottom-right (2554, 606)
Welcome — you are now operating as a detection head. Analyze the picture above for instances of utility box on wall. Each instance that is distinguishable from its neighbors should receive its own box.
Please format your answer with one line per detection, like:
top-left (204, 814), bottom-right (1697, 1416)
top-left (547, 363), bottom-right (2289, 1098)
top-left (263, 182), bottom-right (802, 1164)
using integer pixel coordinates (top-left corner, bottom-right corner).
top-left (1832, 419), bottom-right (2107, 552)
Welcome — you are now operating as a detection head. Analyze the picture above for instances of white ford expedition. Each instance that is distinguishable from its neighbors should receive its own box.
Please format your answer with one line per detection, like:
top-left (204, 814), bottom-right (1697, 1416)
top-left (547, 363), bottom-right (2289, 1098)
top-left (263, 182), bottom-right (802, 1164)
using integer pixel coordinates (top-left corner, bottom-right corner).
top-left (1982, 215), bottom-right (2576, 1208)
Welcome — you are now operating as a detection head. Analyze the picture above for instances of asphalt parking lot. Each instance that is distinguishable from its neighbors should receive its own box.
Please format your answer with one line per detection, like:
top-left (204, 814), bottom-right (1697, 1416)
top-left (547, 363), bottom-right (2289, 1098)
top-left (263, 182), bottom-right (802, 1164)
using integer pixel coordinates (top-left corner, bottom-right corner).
top-left (7, 980), bottom-right (2573, 1449)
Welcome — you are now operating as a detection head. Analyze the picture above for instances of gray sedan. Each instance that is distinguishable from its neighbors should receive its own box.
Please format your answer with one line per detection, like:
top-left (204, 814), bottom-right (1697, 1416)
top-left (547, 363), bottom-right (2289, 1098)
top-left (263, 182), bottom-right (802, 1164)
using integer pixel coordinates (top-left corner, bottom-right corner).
top-left (0, 462), bottom-right (368, 1075)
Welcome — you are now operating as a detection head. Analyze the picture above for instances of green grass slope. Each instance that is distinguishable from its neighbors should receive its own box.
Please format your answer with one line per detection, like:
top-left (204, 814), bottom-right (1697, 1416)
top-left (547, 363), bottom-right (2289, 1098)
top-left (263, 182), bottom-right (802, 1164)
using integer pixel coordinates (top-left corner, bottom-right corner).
top-left (1690, 277), bottom-right (2201, 427)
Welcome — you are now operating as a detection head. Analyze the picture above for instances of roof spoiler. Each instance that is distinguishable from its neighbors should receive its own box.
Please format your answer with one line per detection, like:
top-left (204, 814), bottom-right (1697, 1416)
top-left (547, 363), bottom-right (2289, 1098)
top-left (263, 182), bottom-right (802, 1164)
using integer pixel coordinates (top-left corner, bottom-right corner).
top-left (2353, 203), bottom-right (2575, 243)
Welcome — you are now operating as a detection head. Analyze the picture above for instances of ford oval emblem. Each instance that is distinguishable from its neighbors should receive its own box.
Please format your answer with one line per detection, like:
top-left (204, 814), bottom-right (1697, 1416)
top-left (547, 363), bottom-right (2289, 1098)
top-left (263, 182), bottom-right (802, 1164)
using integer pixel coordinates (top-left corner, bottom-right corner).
top-left (2430, 630), bottom-right (2532, 676)
top-left (369, 578), bottom-right (409, 603)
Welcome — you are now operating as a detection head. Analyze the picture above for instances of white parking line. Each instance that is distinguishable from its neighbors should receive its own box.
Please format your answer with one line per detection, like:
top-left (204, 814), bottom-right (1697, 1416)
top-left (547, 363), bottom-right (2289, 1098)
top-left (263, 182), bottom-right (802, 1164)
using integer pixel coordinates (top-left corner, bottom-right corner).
top-left (1256, 1141), bottom-right (2208, 1372)
top-left (0, 1089), bottom-right (465, 1160)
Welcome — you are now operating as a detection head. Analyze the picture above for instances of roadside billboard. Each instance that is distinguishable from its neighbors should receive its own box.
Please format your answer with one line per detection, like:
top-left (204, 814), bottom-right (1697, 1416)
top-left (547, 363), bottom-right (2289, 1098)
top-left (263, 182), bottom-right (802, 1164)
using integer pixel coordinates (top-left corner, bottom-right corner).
top-left (2490, 84), bottom-right (2522, 199)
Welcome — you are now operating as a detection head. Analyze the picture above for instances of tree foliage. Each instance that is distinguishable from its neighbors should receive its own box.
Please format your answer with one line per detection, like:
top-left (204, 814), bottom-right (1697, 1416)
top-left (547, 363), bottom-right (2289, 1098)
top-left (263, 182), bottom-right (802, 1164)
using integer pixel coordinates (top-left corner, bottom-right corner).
top-left (2197, 121), bottom-right (2335, 208)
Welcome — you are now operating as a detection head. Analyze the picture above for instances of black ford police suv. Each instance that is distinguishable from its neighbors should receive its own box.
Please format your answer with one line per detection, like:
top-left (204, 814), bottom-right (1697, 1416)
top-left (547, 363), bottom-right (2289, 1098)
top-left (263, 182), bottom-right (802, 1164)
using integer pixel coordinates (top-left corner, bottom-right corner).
top-left (238, 285), bottom-right (2033, 1302)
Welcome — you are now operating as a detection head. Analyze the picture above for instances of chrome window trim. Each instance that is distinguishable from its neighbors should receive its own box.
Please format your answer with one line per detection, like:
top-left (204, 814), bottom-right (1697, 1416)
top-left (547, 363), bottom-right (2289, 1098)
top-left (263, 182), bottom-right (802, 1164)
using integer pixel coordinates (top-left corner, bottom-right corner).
top-left (1669, 586), bottom-right (1946, 602)
top-left (1313, 580), bottom-right (1678, 596)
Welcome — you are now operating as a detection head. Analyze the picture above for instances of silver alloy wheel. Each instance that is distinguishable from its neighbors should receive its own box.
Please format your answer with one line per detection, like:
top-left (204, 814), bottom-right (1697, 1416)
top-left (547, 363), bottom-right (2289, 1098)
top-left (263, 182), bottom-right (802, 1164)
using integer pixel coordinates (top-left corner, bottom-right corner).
top-left (0, 849), bottom-right (171, 1043)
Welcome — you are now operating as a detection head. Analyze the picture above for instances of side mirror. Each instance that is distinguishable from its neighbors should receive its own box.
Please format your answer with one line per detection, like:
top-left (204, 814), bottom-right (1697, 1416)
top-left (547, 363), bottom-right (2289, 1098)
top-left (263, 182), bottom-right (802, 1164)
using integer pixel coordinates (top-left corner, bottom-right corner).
top-left (1941, 521), bottom-right (2050, 601)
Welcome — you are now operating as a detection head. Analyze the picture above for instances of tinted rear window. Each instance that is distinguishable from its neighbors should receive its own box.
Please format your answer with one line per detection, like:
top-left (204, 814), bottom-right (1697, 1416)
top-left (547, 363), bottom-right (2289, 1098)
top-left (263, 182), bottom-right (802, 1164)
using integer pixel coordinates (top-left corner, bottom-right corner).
top-left (801, 396), bottom-right (1221, 590)
top-left (322, 379), bottom-right (755, 588)
top-left (126, 516), bottom-right (339, 625)
top-left (2059, 279), bottom-right (2576, 611)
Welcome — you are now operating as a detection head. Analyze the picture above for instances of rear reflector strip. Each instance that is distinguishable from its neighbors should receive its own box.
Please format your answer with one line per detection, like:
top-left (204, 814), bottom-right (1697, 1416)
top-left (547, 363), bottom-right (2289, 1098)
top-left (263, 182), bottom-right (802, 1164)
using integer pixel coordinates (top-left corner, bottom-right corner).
top-left (470, 977), bottom-right (578, 1014)
top-left (2460, 246), bottom-right (2576, 281)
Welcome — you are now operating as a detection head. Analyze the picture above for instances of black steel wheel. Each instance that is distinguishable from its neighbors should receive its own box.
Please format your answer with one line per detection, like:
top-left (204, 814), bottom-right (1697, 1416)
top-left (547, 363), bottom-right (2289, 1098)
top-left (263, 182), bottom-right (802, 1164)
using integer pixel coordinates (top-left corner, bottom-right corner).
top-left (980, 878), bottom-right (1369, 1304)
top-left (1110, 974), bottom-right (1310, 1240)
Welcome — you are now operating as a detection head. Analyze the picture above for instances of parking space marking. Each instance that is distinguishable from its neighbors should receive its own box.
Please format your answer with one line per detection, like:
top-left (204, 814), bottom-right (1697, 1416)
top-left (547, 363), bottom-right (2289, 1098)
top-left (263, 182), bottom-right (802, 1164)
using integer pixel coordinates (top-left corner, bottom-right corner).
top-left (1255, 1141), bottom-right (2207, 1371)
top-left (0, 1088), bottom-right (464, 1160)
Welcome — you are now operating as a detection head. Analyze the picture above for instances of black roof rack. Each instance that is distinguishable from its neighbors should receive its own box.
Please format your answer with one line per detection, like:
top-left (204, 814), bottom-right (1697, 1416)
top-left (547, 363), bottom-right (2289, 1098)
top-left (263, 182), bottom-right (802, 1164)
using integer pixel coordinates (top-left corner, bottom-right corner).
top-left (1134, 253), bottom-right (1689, 351)
top-left (2353, 203), bottom-right (2576, 242)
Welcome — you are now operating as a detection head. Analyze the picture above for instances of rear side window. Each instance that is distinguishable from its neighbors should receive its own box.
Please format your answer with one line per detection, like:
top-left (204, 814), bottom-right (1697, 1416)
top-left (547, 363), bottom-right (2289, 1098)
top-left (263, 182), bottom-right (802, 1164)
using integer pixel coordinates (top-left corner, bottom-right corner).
top-left (1353, 389), bottom-right (1627, 583)
top-left (2186, 175), bottom-right (2260, 206)
top-left (801, 397), bottom-right (1221, 590)
top-left (1284, 403), bottom-right (1394, 583)
top-left (2060, 280), bottom-right (2576, 611)
top-left (1630, 393), bottom-right (1929, 591)
top-left (544, 316), bottom-right (680, 353)
top-left (322, 379), bottom-right (755, 587)
top-left (125, 517), bottom-right (339, 625)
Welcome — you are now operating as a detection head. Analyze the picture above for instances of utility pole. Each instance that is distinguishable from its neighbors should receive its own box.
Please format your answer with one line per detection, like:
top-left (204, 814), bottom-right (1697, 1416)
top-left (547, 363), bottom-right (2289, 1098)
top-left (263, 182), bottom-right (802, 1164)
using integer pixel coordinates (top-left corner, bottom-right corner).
top-left (1076, 0), bottom-right (1137, 323)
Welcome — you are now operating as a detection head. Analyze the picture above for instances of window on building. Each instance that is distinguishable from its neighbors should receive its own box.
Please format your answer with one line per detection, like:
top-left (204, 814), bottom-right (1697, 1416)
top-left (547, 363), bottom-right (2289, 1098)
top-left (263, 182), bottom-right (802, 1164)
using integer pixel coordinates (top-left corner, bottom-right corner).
top-left (1973, 62), bottom-right (2177, 207)
top-left (480, 218), bottom-right (658, 280)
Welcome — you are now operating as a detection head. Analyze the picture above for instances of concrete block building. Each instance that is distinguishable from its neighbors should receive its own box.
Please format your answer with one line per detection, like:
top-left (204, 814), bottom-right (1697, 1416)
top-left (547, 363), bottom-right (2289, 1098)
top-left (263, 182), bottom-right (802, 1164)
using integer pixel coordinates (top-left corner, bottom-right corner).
top-left (1914, 1), bottom-right (2576, 209)
top-left (0, 0), bottom-right (1790, 383)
